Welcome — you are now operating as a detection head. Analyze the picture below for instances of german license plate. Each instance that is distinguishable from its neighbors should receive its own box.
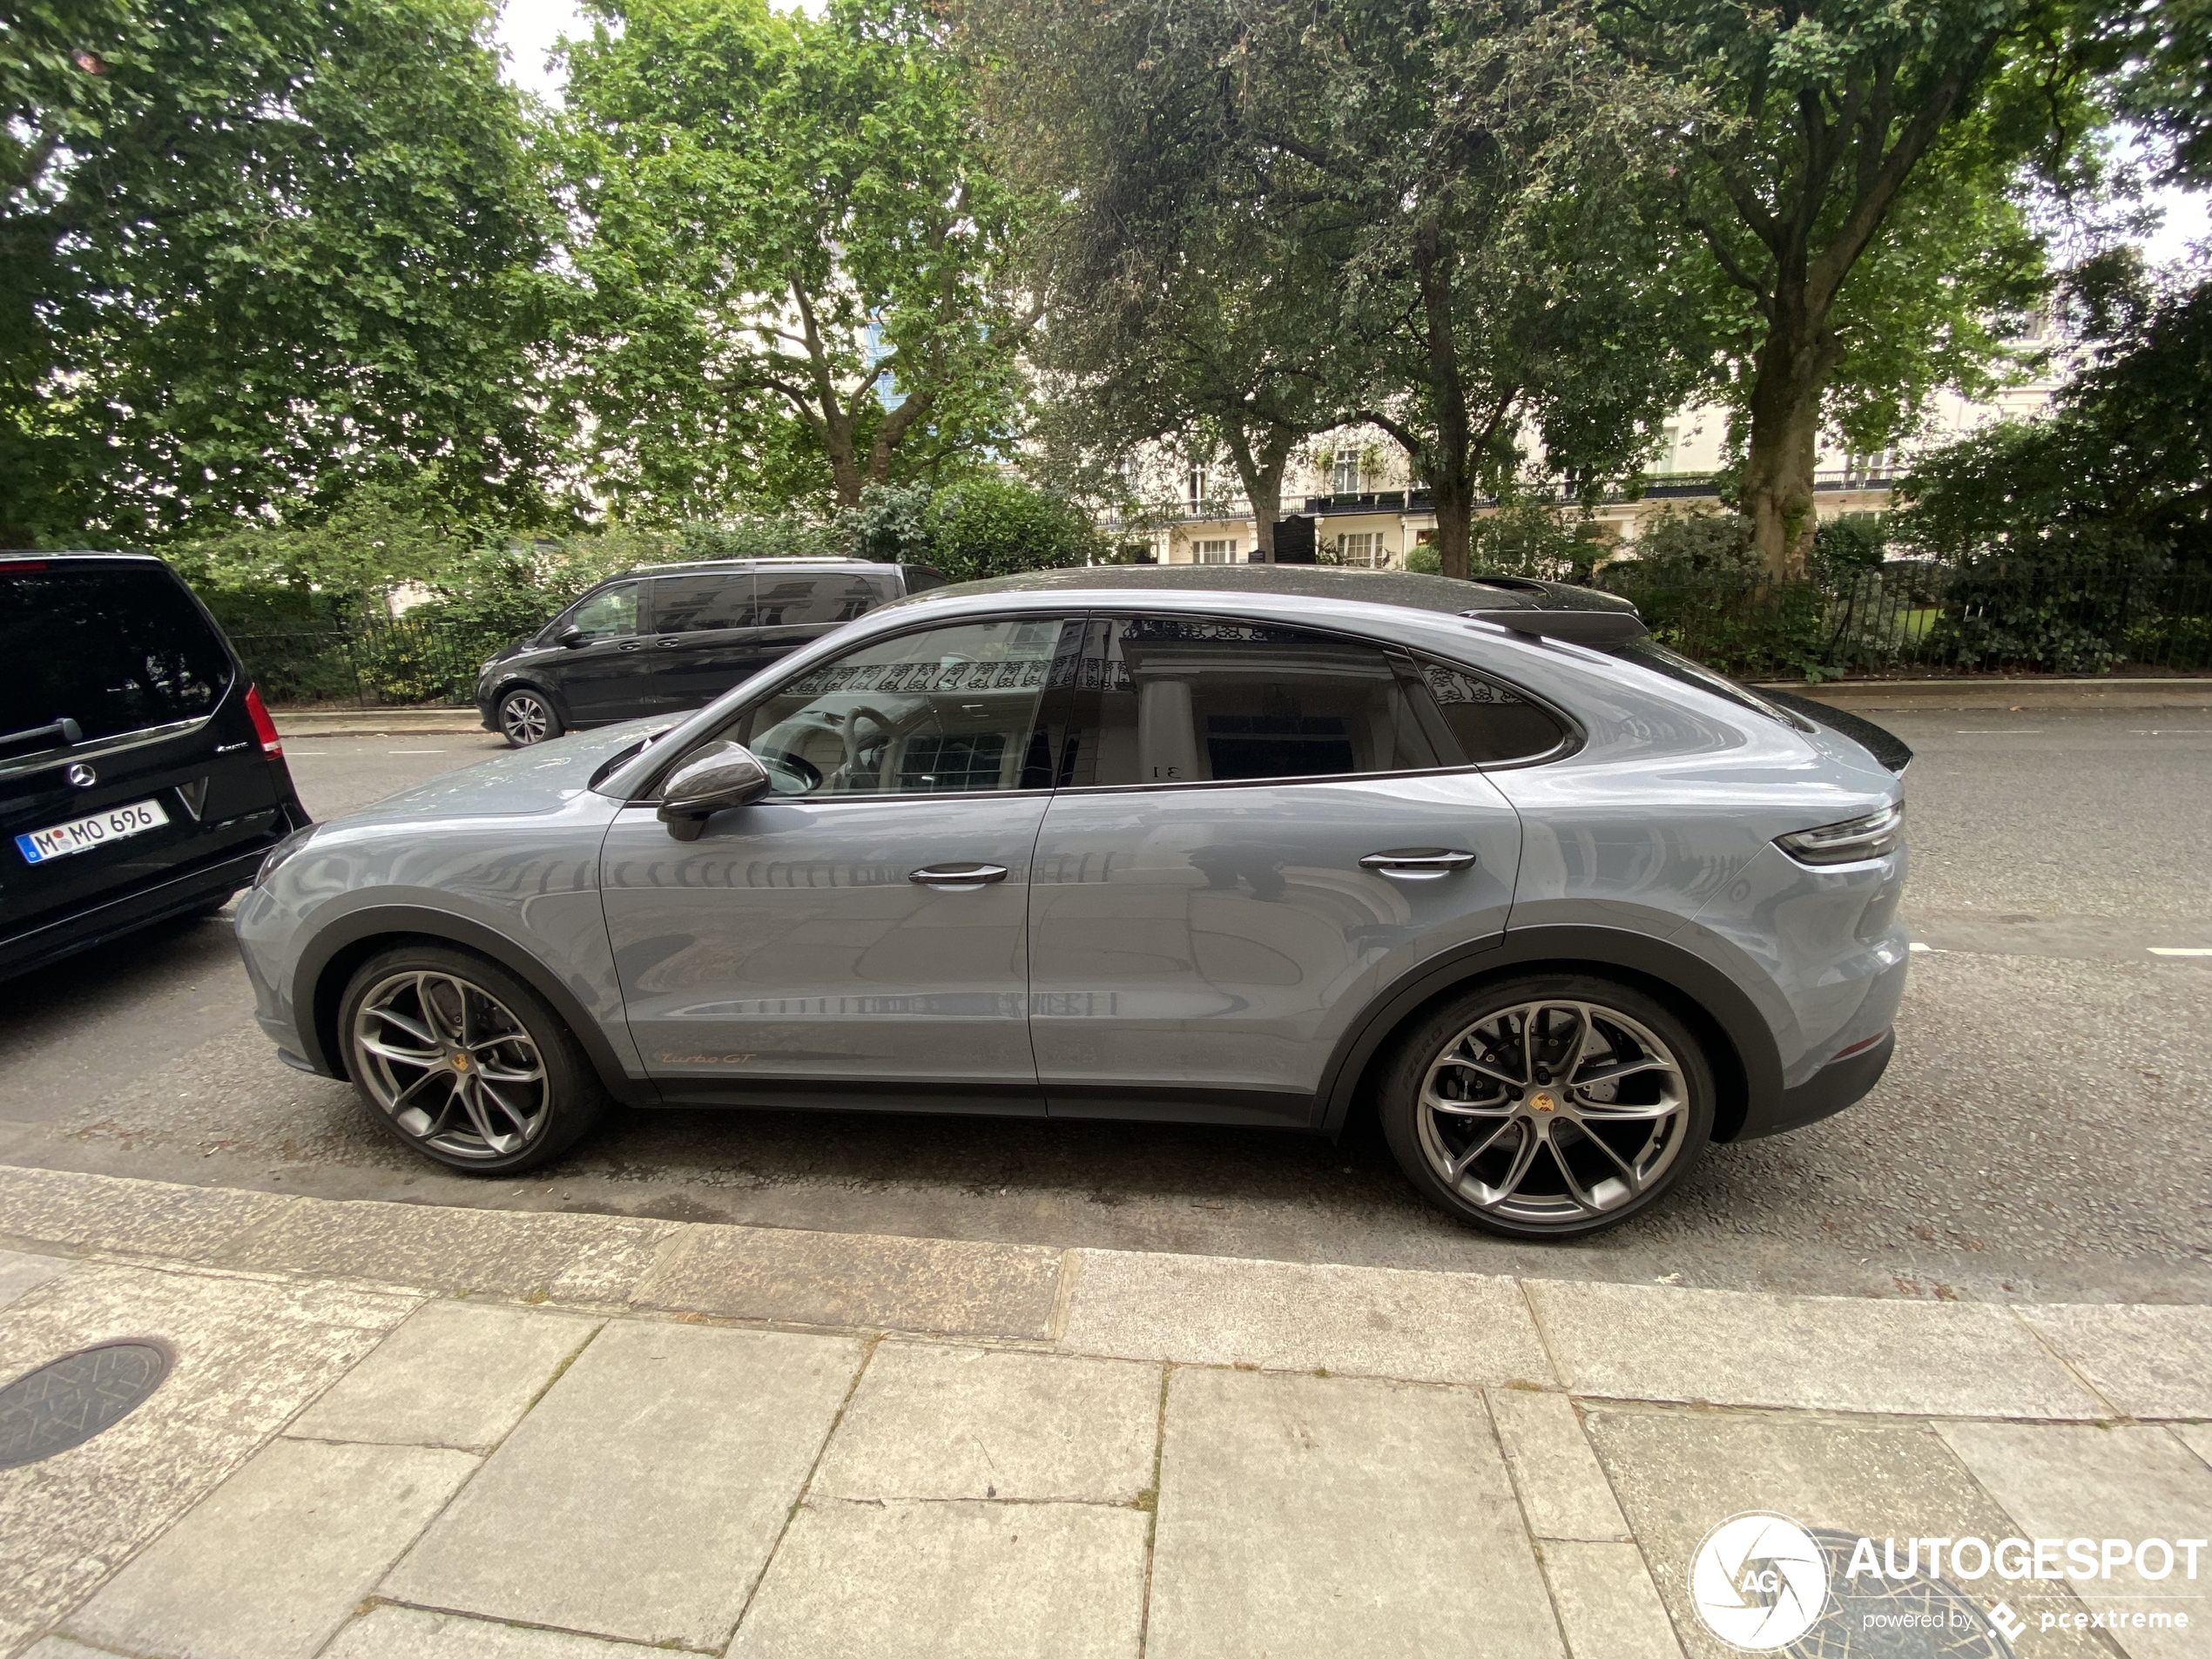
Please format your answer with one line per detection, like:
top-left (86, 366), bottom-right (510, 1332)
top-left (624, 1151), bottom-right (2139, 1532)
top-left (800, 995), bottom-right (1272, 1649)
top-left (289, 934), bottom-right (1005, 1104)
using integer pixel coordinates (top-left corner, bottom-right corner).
top-left (15, 798), bottom-right (170, 864)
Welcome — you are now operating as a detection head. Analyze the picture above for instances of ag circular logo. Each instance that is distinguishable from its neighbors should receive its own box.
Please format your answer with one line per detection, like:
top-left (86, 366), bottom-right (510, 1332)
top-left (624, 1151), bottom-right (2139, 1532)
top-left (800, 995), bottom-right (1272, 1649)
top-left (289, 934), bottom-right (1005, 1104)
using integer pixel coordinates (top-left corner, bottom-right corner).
top-left (1689, 1511), bottom-right (1831, 1650)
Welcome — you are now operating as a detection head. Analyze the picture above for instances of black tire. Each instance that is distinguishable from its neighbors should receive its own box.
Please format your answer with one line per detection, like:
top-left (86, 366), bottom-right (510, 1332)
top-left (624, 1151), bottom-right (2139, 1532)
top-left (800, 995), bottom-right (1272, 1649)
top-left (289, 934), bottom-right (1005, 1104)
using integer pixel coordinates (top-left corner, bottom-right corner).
top-left (497, 686), bottom-right (562, 747)
top-left (1378, 973), bottom-right (1714, 1239)
top-left (338, 943), bottom-right (608, 1174)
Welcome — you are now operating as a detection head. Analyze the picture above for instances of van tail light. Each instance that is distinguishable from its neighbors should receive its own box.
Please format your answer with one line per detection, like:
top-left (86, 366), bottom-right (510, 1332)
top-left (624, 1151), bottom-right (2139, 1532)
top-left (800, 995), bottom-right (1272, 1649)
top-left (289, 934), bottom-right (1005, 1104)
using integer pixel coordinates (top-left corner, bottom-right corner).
top-left (244, 685), bottom-right (284, 757)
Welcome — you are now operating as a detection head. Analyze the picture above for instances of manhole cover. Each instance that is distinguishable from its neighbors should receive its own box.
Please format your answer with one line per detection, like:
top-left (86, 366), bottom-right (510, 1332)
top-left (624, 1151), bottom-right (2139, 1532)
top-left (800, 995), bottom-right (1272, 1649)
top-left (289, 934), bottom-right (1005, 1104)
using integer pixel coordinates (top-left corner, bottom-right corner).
top-left (0, 1341), bottom-right (172, 1469)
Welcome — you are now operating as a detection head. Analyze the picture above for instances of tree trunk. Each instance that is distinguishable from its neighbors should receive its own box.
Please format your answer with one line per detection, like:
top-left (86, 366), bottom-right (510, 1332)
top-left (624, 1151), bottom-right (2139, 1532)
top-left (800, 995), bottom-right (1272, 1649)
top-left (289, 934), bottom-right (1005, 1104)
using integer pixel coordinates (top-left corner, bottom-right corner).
top-left (1223, 421), bottom-right (1298, 561)
top-left (1430, 469), bottom-right (1474, 581)
top-left (1741, 293), bottom-right (1833, 578)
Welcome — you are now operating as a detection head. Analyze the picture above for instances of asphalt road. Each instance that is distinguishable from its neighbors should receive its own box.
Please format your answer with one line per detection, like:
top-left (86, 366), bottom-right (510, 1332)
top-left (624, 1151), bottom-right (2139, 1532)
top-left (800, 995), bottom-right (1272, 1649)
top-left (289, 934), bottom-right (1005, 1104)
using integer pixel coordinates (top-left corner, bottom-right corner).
top-left (3, 711), bottom-right (2207, 1303)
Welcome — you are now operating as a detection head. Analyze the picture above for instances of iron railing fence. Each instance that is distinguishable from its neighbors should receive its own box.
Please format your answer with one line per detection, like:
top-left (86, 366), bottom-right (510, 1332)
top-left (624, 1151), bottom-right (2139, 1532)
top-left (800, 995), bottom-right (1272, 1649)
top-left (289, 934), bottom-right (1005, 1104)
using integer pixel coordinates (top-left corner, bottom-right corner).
top-left (230, 564), bottom-right (2212, 709)
top-left (228, 611), bottom-right (514, 709)
top-left (1598, 563), bottom-right (2212, 680)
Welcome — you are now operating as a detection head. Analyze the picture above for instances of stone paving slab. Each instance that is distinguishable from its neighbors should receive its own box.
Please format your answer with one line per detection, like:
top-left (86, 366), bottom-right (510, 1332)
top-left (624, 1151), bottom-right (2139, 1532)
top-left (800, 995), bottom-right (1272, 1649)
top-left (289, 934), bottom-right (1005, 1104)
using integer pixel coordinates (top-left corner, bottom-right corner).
top-left (1145, 1367), bottom-right (1561, 1658)
top-left (2019, 1302), bottom-right (2212, 1420)
top-left (1536, 1540), bottom-right (1684, 1659)
top-left (0, 1264), bottom-right (415, 1658)
top-left (1061, 1248), bottom-right (1552, 1386)
top-left (380, 1318), bottom-right (861, 1649)
top-left (813, 1342), bottom-right (1160, 1504)
top-left (0, 1168), bottom-right (298, 1263)
top-left (1581, 1406), bottom-right (2113, 1659)
top-left (730, 1498), bottom-right (1150, 1659)
top-left (633, 1224), bottom-right (1063, 1339)
top-left (320, 1608), bottom-right (665, 1659)
top-left (1487, 1386), bottom-right (1632, 1542)
top-left (0, 1249), bottom-right (72, 1313)
top-left (286, 1300), bottom-right (600, 1454)
top-left (66, 1438), bottom-right (477, 1659)
top-left (222, 1201), bottom-right (678, 1305)
top-left (1937, 1421), bottom-right (2212, 1659)
top-left (1528, 1278), bottom-right (2107, 1418)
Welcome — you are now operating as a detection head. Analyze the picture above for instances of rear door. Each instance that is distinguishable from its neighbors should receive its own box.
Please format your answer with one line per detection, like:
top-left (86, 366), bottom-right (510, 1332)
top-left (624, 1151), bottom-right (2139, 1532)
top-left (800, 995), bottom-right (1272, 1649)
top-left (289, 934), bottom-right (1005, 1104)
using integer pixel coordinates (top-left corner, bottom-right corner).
top-left (0, 556), bottom-right (293, 940)
top-left (1027, 614), bottom-right (1524, 1123)
top-left (647, 570), bottom-right (764, 712)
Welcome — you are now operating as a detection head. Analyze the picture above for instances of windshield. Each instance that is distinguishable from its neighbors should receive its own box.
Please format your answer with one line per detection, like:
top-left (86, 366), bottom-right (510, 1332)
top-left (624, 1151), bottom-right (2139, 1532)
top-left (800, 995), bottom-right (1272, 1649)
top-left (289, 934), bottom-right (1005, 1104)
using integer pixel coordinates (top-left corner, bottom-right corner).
top-left (0, 562), bottom-right (233, 748)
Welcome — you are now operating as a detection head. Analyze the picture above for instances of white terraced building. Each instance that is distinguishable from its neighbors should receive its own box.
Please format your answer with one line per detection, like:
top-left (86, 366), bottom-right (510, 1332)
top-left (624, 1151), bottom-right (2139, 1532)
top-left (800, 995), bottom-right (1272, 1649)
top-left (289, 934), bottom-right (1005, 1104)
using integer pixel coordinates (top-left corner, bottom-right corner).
top-left (1099, 355), bottom-right (2066, 569)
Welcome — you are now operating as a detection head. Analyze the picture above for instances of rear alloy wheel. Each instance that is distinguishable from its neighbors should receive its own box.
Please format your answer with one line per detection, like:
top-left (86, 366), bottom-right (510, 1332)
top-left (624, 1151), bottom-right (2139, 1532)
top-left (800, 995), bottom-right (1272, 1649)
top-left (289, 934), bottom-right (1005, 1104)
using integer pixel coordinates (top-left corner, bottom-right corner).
top-left (497, 687), bottom-right (560, 747)
top-left (1380, 975), bottom-right (1713, 1238)
top-left (340, 945), bottom-right (606, 1173)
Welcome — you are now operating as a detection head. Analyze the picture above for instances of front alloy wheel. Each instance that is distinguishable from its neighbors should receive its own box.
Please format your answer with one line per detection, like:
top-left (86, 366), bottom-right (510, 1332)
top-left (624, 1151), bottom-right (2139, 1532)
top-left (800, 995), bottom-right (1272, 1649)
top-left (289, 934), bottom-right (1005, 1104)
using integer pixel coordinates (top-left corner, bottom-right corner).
top-left (1382, 976), bottom-right (1712, 1237)
top-left (340, 946), bottom-right (605, 1173)
top-left (498, 688), bottom-right (557, 746)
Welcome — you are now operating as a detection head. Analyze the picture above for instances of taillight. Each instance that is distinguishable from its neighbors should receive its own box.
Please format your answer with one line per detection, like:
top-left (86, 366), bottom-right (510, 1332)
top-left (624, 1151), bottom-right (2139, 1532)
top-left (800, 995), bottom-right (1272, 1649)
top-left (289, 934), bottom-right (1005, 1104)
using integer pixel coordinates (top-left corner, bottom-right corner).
top-left (244, 684), bottom-right (283, 757)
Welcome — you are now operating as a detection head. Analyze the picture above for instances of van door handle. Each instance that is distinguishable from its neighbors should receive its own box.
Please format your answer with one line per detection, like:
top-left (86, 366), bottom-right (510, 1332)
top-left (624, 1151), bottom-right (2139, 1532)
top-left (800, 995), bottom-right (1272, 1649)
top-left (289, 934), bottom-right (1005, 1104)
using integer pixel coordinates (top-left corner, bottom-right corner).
top-left (619, 640), bottom-right (644, 651)
top-left (1359, 848), bottom-right (1476, 879)
top-left (909, 862), bottom-right (1009, 888)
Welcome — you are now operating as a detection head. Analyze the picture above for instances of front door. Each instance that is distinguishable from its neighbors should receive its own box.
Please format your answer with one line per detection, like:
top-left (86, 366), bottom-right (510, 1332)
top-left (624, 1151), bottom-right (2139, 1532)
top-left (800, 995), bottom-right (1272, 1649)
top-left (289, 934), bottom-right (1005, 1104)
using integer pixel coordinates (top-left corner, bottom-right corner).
top-left (600, 613), bottom-right (1078, 1104)
top-left (550, 579), bottom-right (654, 725)
top-left (1028, 614), bottom-right (1523, 1123)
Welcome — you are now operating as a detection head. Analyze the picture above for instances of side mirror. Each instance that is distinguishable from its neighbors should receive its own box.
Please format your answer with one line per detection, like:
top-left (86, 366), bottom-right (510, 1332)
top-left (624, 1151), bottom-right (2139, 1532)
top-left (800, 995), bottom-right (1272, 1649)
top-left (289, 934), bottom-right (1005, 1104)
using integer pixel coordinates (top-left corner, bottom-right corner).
top-left (656, 741), bottom-right (772, 840)
top-left (556, 625), bottom-right (588, 648)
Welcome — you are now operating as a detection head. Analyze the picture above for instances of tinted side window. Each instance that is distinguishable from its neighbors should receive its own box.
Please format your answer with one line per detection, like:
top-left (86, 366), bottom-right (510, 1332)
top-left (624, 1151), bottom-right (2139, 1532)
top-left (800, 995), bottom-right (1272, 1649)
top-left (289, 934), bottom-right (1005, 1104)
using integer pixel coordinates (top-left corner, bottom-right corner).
top-left (569, 582), bottom-right (641, 639)
top-left (652, 572), bottom-right (755, 633)
top-left (1059, 616), bottom-right (1445, 788)
top-left (0, 563), bottom-right (233, 744)
top-left (736, 617), bottom-right (1076, 797)
top-left (754, 569), bottom-right (884, 627)
top-left (1417, 659), bottom-right (1568, 764)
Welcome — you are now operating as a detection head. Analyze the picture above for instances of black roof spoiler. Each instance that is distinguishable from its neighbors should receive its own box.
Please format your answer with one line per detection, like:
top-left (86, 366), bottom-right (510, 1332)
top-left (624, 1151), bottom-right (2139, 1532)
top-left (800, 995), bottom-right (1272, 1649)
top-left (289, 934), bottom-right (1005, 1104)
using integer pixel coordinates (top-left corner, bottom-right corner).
top-left (1465, 608), bottom-right (1649, 646)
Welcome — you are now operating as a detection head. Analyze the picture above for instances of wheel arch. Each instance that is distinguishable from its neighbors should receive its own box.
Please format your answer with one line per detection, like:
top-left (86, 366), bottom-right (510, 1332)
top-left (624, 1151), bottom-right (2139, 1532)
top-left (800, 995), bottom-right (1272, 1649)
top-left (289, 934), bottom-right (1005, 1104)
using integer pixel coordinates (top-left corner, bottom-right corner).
top-left (494, 678), bottom-right (567, 729)
top-left (1316, 927), bottom-right (1781, 1143)
top-left (293, 905), bottom-right (657, 1106)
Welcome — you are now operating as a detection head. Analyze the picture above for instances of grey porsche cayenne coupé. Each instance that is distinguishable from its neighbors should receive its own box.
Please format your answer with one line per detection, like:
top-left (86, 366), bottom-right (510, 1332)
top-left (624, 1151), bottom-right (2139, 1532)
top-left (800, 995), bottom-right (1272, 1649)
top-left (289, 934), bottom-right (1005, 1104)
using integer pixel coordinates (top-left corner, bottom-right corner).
top-left (237, 565), bottom-right (1911, 1238)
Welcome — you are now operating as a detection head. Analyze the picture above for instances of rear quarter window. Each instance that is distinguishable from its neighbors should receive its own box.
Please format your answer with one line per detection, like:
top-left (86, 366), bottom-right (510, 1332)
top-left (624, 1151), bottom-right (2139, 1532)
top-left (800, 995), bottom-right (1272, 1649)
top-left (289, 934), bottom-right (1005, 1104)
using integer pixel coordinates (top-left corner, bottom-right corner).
top-left (0, 563), bottom-right (233, 745)
top-left (1415, 659), bottom-right (1570, 765)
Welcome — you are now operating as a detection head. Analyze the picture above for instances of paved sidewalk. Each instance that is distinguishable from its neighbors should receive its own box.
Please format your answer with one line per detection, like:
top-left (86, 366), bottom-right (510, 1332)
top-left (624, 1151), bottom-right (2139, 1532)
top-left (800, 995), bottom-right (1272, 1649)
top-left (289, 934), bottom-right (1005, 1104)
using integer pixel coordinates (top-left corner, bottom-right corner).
top-left (1757, 676), bottom-right (2212, 713)
top-left (3, 1168), bottom-right (2209, 1658)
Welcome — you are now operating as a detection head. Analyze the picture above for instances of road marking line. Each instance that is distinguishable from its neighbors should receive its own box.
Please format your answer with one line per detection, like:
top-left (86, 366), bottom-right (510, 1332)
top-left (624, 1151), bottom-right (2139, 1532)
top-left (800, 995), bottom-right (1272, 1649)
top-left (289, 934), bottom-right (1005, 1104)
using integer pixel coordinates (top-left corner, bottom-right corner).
top-left (1952, 729), bottom-right (2044, 733)
top-left (386, 748), bottom-right (448, 754)
top-left (2148, 948), bottom-right (2212, 957)
top-left (1909, 942), bottom-right (1938, 953)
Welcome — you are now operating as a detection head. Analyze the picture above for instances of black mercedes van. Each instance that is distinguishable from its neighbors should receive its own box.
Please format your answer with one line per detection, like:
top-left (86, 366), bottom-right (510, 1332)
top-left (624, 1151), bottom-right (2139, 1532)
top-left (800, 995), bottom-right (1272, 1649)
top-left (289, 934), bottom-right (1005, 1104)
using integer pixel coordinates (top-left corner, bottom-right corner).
top-left (1, 552), bottom-right (309, 979)
top-left (473, 558), bottom-right (945, 745)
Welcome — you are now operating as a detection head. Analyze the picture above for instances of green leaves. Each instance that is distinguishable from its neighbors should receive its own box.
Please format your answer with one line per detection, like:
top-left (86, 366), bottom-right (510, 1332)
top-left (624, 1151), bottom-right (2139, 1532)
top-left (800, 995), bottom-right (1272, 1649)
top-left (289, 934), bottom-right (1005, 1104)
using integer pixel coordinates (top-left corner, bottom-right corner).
top-left (556, 0), bottom-right (1035, 514)
top-left (2, 0), bottom-right (559, 544)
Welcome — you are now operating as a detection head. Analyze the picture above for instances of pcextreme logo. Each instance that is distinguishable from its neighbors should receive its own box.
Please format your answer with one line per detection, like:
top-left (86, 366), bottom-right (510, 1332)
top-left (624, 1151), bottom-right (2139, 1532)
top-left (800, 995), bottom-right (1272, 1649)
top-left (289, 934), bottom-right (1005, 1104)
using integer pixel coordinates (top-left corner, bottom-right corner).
top-left (1690, 1512), bottom-right (1831, 1649)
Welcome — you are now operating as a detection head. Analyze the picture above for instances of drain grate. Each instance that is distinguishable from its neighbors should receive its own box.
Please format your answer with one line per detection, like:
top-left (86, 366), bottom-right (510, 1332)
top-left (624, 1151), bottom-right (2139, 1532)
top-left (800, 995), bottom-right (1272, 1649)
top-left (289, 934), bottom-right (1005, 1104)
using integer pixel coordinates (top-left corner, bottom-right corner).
top-left (0, 1341), bottom-right (172, 1469)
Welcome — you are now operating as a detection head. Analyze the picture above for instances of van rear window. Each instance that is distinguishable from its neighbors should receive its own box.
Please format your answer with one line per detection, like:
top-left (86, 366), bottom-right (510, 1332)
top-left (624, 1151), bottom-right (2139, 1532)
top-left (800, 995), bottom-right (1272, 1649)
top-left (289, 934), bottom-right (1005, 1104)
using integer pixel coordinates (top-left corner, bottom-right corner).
top-left (0, 563), bottom-right (233, 745)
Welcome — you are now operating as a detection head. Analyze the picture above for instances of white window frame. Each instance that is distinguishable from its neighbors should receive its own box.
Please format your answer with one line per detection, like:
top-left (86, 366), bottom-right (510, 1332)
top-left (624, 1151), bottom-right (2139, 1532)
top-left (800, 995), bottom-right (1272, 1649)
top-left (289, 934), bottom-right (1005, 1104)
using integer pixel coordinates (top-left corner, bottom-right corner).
top-left (1194, 538), bottom-right (1239, 565)
top-left (1332, 447), bottom-right (1359, 495)
top-left (1335, 531), bottom-right (1389, 569)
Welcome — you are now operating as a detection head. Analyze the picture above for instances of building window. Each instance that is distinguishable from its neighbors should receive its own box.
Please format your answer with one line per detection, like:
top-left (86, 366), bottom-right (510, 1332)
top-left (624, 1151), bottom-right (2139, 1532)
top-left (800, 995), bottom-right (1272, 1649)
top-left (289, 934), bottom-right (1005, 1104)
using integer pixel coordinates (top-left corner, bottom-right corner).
top-left (1657, 422), bottom-right (1682, 474)
top-left (1195, 538), bottom-right (1238, 564)
top-left (1187, 464), bottom-right (1207, 508)
top-left (1335, 531), bottom-right (1388, 569)
top-left (1333, 448), bottom-right (1359, 495)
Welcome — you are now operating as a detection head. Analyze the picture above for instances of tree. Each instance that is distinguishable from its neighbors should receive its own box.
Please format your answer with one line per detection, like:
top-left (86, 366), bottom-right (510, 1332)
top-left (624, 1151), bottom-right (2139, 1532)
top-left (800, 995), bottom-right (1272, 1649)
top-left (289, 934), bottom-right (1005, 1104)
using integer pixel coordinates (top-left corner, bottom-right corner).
top-left (1289, 0), bottom-right (1707, 579)
top-left (557, 0), bottom-right (1036, 518)
top-left (1, 0), bottom-right (558, 545)
top-left (1895, 251), bottom-right (2211, 569)
top-left (1600, 0), bottom-right (2109, 576)
top-left (980, 0), bottom-right (1360, 558)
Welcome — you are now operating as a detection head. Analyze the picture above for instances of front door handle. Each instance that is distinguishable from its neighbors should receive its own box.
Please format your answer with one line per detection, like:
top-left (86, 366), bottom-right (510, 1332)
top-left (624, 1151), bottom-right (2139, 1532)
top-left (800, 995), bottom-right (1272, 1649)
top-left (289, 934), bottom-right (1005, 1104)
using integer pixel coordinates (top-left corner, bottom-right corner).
top-left (619, 639), bottom-right (645, 652)
top-left (909, 862), bottom-right (1010, 888)
top-left (1359, 847), bottom-right (1476, 880)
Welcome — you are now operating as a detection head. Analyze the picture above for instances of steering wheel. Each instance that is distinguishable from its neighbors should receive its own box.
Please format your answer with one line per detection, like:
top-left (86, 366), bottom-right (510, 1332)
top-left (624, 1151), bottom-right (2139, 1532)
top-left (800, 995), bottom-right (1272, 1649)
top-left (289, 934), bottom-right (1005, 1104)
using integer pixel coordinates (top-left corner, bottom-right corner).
top-left (836, 704), bottom-right (914, 792)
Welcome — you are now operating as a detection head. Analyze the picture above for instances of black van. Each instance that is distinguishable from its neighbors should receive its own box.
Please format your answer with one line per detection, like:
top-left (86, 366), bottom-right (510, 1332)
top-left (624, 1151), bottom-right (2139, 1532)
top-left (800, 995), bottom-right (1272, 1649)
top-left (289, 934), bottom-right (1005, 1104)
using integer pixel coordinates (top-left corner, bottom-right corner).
top-left (1, 553), bottom-right (309, 979)
top-left (474, 558), bottom-right (945, 745)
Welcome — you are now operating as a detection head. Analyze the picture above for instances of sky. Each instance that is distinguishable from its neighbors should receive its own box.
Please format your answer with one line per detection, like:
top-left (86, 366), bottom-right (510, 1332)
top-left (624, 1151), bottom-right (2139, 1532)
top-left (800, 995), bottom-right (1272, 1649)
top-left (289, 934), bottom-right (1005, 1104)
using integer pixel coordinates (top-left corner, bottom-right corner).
top-left (490, 0), bottom-right (2207, 255)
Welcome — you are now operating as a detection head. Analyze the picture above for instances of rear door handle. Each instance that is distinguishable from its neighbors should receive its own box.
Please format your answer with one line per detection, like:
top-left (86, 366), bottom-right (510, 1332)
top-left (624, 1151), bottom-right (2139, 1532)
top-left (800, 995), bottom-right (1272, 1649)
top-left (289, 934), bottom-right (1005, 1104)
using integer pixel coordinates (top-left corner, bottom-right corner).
top-left (1359, 847), bottom-right (1476, 879)
top-left (619, 640), bottom-right (644, 652)
top-left (909, 862), bottom-right (1009, 888)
